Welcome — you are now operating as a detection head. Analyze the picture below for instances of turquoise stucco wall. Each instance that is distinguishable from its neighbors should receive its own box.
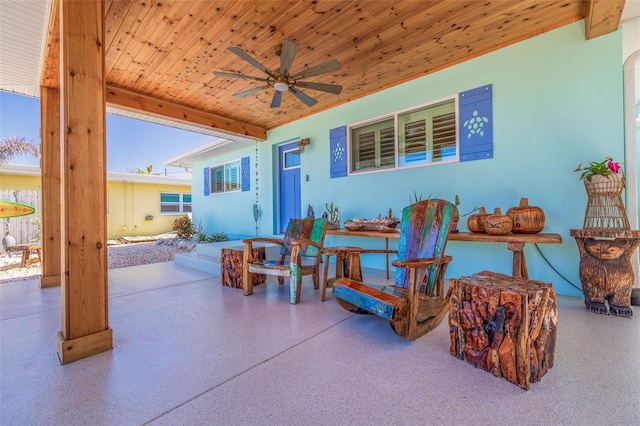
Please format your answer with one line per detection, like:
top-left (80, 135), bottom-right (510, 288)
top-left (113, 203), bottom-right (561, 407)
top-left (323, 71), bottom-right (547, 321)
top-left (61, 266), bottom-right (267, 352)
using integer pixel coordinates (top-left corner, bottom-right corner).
top-left (193, 22), bottom-right (625, 297)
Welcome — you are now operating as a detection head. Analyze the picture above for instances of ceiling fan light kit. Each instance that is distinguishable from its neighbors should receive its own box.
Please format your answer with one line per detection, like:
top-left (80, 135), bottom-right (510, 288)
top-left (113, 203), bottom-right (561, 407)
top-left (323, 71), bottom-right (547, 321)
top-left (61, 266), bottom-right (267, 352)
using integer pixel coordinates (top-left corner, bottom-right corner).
top-left (214, 38), bottom-right (342, 108)
top-left (273, 81), bottom-right (289, 92)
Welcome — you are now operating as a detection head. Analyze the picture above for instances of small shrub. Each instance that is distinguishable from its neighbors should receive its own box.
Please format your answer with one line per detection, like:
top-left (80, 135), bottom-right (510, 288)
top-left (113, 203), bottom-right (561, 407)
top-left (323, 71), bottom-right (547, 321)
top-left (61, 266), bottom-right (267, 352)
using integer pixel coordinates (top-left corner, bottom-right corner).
top-left (207, 232), bottom-right (229, 242)
top-left (172, 215), bottom-right (195, 240)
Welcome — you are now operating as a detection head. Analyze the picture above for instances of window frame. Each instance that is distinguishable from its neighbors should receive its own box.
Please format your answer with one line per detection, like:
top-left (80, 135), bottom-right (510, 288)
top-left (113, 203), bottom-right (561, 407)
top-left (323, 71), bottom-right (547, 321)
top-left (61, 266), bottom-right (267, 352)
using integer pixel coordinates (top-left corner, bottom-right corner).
top-left (209, 159), bottom-right (242, 194)
top-left (159, 192), bottom-right (192, 215)
top-left (347, 95), bottom-right (459, 175)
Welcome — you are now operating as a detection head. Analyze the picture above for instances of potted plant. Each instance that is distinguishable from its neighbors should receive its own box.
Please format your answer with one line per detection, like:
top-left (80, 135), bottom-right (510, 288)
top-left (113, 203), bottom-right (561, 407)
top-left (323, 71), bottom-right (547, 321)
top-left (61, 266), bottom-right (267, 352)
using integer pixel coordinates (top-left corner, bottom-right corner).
top-left (323, 202), bottom-right (341, 229)
top-left (452, 195), bottom-right (478, 232)
top-left (574, 156), bottom-right (629, 229)
top-left (574, 157), bottom-right (625, 191)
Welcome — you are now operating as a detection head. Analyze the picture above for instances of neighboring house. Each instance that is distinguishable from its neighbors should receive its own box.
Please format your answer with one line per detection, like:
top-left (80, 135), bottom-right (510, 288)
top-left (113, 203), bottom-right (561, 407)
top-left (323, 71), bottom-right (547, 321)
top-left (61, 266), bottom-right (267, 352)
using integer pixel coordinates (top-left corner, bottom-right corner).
top-left (166, 22), bottom-right (639, 298)
top-left (0, 164), bottom-right (191, 240)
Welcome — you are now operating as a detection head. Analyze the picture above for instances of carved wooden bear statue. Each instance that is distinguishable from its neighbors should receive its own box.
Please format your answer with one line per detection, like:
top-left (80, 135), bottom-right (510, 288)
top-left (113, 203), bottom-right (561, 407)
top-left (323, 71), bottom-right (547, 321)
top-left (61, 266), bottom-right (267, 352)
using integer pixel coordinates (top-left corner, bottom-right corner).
top-left (575, 237), bottom-right (640, 317)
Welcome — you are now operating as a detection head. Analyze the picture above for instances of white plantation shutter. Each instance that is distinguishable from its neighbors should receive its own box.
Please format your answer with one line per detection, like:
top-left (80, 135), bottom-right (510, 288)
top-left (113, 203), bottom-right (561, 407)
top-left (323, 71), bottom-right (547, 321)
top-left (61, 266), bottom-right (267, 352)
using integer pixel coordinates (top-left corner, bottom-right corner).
top-left (398, 99), bottom-right (455, 166)
top-left (432, 111), bottom-right (456, 161)
top-left (351, 117), bottom-right (395, 172)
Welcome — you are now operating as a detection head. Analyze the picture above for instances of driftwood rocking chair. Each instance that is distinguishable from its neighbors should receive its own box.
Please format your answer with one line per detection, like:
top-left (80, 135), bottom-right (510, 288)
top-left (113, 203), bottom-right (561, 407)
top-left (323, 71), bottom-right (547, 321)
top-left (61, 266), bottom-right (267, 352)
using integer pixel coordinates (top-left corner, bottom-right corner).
top-left (243, 218), bottom-right (327, 304)
top-left (332, 199), bottom-right (455, 340)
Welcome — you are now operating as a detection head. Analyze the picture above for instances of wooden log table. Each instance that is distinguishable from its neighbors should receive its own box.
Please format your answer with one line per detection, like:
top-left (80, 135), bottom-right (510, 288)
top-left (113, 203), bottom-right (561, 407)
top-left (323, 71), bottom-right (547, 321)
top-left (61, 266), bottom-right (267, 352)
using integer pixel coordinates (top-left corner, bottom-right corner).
top-left (326, 229), bottom-right (562, 280)
top-left (220, 246), bottom-right (266, 289)
top-left (449, 271), bottom-right (558, 390)
top-left (570, 229), bottom-right (640, 317)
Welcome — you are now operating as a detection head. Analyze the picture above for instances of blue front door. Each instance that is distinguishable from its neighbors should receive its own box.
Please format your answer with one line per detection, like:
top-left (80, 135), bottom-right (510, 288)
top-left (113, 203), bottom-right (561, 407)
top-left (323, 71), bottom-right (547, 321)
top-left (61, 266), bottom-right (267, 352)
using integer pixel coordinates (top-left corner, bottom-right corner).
top-left (278, 142), bottom-right (301, 234)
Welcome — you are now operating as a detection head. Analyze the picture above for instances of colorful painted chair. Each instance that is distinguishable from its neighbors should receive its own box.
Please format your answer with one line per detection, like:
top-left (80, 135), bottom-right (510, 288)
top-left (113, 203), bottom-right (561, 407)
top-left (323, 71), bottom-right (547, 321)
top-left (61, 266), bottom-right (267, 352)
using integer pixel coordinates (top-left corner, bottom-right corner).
top-left (242, 218), bottom-right (327, 304)
top-left (332, 199), bottom-right (455, 340)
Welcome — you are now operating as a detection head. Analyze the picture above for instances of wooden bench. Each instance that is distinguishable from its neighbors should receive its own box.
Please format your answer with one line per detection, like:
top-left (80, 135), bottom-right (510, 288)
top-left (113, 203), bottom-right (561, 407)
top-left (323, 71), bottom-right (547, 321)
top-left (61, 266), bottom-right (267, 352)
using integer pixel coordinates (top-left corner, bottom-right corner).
top-left (8, 244), bottom-right (42, 268)
top-left (449, 271), bottom-right (558, 390)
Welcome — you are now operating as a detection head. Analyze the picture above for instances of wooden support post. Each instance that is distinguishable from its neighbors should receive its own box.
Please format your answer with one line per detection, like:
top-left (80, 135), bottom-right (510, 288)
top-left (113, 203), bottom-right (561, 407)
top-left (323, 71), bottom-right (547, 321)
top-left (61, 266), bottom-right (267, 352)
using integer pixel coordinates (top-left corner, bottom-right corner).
top-left (57, 0), bottom-right (112, 364)
top-left (40, 86), bottom-right (62, 288)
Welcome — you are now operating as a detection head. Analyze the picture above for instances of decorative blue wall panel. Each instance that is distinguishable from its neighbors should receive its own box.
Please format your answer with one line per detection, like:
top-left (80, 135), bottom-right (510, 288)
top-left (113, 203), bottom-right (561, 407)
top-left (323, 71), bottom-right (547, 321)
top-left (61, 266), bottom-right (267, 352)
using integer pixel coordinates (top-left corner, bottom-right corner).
top-left (329, 125), bottom-right (348, 178)
top-left (459, 84), bottom-right (493, 162)
top-left (241, 156), bottom-right (250, 191)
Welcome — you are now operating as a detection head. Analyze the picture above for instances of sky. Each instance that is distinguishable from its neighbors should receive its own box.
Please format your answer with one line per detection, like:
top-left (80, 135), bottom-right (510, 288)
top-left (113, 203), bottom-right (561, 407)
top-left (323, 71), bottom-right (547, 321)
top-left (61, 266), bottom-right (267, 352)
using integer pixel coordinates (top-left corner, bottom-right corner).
top-left (0, 91), bottom-right (214, 178)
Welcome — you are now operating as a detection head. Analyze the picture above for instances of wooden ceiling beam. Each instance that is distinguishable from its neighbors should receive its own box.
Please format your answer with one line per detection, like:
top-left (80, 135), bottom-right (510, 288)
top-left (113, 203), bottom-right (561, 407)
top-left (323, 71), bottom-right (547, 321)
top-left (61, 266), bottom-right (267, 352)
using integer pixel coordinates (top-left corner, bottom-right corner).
top-left (584, 0), bottom-right (626, 40)
top-left (40, 0), bottom-right (60, 89)
top-left (105, 85), bottom-right (267, 141)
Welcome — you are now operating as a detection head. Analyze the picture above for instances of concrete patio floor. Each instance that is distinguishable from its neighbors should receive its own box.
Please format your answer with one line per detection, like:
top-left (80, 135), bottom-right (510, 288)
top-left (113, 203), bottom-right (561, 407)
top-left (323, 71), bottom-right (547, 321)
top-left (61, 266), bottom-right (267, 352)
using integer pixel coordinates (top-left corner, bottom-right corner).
top-left (1, 261), bottom-right (638, 425)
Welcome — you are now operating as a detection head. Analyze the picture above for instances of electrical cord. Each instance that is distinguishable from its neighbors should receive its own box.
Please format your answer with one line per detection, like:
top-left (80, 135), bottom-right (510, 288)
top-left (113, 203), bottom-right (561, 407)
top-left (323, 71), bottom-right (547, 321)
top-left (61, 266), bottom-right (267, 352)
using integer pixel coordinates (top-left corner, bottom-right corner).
top-left (534, 243), bottom-right (583, 292)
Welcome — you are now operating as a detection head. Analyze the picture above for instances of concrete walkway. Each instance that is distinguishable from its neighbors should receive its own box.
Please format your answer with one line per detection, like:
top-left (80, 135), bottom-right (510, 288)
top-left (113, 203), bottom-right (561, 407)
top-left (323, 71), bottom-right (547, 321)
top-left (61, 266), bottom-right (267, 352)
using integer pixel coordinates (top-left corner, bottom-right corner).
top-left (1, 262), bottom-right (638, 425)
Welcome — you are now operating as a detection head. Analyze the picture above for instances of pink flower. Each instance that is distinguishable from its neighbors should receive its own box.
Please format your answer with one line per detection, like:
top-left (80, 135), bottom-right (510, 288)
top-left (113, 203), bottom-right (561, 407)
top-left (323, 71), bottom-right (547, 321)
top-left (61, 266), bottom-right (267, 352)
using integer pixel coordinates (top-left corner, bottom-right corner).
top-left (607, 158), bottom-right (621, 174)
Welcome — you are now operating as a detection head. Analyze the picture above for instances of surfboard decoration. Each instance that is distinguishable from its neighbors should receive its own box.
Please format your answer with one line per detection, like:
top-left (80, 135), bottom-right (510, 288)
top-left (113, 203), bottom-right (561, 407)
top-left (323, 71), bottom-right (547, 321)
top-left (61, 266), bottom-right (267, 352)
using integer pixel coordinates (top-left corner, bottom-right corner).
top-left (0, 201), bottom-right (36, 218)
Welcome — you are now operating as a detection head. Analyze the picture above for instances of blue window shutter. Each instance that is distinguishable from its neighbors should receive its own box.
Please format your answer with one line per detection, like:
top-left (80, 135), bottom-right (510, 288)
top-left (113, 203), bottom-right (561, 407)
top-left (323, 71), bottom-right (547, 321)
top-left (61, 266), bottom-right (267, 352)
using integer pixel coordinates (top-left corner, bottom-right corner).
top-left (459, 84), bottom-right (493, 162)
top-left (241, 156), bottom-right (250, 191)
top-left (329, 125), bottom-right (347, 178)
top-left (203, 167), bottom-right (210, 196)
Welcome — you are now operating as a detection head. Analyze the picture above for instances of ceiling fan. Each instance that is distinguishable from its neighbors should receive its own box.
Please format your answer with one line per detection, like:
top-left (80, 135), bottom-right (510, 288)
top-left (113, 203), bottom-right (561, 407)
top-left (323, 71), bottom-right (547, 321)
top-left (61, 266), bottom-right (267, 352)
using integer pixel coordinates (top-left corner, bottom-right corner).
top-left (213, 39), bottom-right (342, 108)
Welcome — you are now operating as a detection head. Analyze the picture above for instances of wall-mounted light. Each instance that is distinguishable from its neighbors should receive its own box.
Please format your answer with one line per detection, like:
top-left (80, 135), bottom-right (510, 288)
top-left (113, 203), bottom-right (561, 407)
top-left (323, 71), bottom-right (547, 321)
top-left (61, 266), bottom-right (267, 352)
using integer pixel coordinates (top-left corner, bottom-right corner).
top-left (145, 215), bottom-right (154, 221)
top-left (298, 138), bottom-right (310, 153)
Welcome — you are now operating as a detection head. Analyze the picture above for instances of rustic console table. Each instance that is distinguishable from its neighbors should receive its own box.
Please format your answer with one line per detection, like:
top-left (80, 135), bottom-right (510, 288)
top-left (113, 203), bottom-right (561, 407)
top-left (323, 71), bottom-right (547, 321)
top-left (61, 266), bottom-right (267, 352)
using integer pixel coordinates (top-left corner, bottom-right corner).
top-left (326, 229), bottom-right (562, 279)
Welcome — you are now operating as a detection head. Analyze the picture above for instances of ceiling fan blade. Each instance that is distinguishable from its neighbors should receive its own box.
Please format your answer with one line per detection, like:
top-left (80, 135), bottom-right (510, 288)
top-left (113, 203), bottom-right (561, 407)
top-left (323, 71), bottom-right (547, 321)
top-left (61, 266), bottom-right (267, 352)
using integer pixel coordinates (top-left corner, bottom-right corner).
top-left (228, 46), bottom-right (276, 78)
top-left (288, 86), bottom-right (317, 107)
top-left (270, 90), bottom-right (283, 108)
top-left (279, 39), bottom-right (299, 77)
top-left (291, 58), bottom-right (340, 80)
top-left (213, 71), bottom-right (269, 82)
top-left (234, 85), bottom-right (271, 98)
top-left (294, 81), bottom-right (342, 95)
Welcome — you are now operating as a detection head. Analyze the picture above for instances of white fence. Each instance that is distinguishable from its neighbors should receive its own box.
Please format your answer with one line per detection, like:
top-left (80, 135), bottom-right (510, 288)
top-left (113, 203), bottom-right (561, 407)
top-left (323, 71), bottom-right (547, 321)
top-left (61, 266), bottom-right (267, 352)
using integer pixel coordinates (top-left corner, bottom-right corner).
top-left (1, 189), bottom-right (41, 250)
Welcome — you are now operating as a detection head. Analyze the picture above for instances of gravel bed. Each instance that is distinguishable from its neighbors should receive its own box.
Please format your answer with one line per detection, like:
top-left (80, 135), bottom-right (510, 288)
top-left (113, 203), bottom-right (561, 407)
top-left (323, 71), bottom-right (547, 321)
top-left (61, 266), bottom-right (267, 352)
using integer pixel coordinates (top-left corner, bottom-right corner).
top-left (0, 238), bottom-right (196, 284)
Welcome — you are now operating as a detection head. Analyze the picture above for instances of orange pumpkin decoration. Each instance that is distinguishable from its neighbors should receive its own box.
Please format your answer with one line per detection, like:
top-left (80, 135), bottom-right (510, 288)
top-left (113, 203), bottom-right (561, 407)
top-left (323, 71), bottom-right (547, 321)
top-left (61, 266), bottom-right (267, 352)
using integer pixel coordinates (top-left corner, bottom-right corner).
top-left (484, 208), bottom-right (513, 235)
top-left (467, 207), bottom-right (490, 233)
top-left (507, 198), bottom-right (545, 234)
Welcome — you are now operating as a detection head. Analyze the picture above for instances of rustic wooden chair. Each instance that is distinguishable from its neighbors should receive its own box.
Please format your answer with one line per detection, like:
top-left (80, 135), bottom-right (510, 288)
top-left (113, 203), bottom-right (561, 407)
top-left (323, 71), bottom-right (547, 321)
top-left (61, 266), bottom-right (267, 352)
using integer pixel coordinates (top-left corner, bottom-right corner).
top-left (242, 218), bottom-right (327, 304)
top-left (332, 199), bottom-right (455, 340)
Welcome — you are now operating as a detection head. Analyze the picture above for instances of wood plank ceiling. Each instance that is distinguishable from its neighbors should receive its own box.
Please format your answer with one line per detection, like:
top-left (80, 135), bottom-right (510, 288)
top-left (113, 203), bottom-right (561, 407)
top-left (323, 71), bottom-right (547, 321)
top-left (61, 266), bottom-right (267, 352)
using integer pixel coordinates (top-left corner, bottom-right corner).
top-left (42, 0), bottom-right (626, 141)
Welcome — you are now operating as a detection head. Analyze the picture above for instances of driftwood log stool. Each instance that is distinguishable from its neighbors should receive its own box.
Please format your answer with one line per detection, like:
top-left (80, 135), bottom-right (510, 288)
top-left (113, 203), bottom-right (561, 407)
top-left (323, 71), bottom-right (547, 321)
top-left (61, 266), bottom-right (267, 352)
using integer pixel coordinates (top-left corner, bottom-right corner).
top-left (570, 229), bottom-right (640, 317)
top-left (321, 246), bottom-right (363, 301)
top-left (220, 246), bottom-right (266, 289)
top-left (449, 271), bottom-right (558, 390)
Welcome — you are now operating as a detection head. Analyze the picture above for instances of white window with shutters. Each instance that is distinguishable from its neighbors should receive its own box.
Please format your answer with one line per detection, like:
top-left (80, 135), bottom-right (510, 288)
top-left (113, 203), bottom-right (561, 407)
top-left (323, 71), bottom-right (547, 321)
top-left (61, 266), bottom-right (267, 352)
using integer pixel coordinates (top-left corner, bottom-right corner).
top-left (210, 159), bottom-right (241, 194)
top-left (348, 96), bottom-right (458, 174)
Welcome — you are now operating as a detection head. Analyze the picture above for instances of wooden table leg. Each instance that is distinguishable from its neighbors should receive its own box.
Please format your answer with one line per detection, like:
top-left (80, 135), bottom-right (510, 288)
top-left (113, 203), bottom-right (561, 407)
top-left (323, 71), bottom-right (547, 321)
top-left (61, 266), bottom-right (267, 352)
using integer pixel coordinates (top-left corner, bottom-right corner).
top-left (507, 242), bottom-right (528, 279)
top-left (385, 237), bottom-right (390, 279)
top-left (346, 253), bottom-right (363, 281)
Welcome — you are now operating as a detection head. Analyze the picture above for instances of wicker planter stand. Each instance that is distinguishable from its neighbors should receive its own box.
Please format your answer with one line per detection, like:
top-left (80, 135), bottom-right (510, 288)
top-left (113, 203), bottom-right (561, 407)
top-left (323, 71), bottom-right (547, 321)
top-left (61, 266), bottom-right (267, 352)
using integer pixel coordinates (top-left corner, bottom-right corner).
top-left (582, 174), bottom-right (629, 230)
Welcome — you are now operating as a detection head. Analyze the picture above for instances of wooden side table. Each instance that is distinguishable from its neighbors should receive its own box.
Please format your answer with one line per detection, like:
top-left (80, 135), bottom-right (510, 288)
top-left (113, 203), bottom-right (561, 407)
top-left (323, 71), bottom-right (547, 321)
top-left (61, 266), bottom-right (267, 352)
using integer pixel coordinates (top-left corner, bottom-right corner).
top-left (220, 246), bottom-right (266, 289)
top-left (449, 271), bottom-right (558, 390)
top-left (321, 246), bottom-right (363, 301)
top-left (570, 229), bottom-right (640, 317)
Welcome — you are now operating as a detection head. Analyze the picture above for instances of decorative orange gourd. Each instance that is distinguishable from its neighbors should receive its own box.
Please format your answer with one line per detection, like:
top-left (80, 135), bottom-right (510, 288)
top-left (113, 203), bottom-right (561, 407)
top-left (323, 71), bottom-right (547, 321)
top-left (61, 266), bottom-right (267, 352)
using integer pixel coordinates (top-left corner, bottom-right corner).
top-left (484, 208), bottom-right (513, 235)
top-left (507, 197), bottom-right (545, 234)
top-left (467, 207), bottom-right (490, 233)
